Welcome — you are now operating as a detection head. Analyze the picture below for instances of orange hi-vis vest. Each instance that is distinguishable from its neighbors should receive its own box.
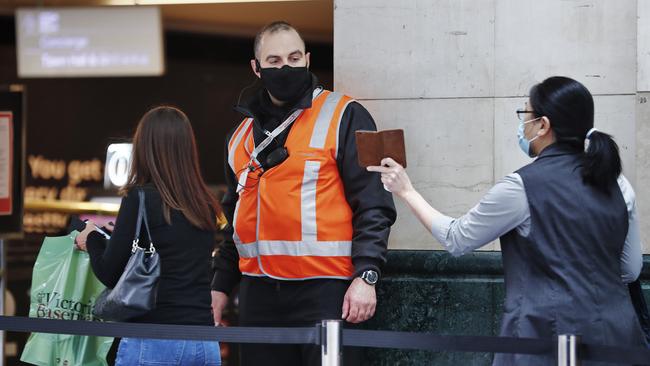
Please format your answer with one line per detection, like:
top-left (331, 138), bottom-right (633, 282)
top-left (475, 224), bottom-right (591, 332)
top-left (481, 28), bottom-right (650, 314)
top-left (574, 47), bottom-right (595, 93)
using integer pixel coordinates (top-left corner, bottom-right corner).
top-left (227, 89), bottom-right (356, 280)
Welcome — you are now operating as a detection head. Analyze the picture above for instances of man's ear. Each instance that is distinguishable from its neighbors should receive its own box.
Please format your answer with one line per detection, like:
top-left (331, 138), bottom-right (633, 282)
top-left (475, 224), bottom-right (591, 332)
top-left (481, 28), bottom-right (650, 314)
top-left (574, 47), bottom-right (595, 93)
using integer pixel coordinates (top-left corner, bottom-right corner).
top-left (305, 52), bottom-right (311, 68)
top-left (251, 59), bottom-right (261, 78)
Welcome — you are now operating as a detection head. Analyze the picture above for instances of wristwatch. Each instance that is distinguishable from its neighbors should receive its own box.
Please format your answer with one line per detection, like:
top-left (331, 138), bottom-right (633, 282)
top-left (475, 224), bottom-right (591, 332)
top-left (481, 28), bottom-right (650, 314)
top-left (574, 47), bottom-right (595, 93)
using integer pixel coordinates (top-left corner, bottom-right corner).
top-left (360, 270), bottom-right (379, 286)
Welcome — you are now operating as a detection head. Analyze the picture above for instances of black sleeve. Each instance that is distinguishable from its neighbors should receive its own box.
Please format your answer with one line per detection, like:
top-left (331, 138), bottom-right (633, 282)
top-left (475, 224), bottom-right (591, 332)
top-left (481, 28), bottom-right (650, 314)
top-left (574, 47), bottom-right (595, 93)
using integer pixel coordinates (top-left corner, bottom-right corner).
top-left (337, 101), bottom-right (397, 278)
top-left (210, 132), bottom-right (243, 295)
top-left (86, 189), bottom-right (140, 288)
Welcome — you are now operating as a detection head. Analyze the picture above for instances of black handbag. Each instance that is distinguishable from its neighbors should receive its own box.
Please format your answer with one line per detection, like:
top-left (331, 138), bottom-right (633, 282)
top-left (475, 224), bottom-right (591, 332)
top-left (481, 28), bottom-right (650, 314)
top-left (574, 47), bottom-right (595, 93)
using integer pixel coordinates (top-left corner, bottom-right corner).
top-left (93, 189), bottom-right (161, 321)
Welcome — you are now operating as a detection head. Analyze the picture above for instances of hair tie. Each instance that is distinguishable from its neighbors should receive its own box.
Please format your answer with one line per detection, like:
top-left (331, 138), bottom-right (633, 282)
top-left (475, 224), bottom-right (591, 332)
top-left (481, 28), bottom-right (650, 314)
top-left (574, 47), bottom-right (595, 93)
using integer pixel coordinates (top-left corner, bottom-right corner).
top-left (584, 127), bottom-right (598, 152)
top-left (586, 127), bottom-right (598, 140)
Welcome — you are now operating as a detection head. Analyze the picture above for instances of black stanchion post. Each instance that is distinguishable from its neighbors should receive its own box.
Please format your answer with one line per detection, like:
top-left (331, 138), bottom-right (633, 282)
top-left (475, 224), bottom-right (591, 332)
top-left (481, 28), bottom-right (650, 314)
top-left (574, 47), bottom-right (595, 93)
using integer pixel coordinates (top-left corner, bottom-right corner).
top-left (557, 334), bottom-right (581, 366)
top-left (321, 320), bottom-right (342, 366)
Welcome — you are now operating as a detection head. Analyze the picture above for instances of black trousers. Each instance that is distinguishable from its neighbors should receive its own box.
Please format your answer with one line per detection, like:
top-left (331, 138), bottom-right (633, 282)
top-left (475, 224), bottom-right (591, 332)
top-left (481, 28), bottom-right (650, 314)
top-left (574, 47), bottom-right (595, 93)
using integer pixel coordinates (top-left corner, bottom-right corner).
top-left (238, 276), bottom-right (363, 366)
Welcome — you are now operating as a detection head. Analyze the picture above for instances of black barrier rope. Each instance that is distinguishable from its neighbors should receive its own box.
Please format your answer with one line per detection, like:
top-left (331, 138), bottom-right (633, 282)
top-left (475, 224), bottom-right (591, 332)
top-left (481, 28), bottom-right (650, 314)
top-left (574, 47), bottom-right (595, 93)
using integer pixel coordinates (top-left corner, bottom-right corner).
top-left (343, 330), bottom-right (650, 364)
top-left (342, 329), bottom-right (554, 355)
top-left (0, 316), bottom-right (318, 345)
top-left (1, 316), bottom-right (649, 364)
top-left (581, 343), bottom-right (650, 364)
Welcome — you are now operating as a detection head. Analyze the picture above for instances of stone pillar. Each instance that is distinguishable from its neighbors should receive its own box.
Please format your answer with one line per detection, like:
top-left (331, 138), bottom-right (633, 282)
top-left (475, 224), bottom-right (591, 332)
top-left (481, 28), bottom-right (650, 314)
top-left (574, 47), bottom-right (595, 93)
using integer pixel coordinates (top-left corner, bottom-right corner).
top-left (335, 0), bottom-right (640, 251)
top-left (637, 0), bottom-right (650, 249)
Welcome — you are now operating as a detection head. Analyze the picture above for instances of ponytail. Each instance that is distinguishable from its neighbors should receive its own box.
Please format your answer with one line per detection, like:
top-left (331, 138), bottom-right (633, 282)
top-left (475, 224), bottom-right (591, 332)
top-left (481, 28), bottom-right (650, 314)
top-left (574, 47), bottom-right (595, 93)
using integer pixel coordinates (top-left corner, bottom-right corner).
top-left (530, 77), bottom-right (622, 194)
top-left (582, 130), bottom-right (622, 194)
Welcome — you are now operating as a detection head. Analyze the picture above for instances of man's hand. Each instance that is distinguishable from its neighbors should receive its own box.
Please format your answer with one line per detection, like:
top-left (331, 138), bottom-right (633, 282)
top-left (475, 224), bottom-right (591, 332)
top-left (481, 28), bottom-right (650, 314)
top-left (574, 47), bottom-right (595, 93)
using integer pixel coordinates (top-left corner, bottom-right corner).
top-left (341, 277), bottom-right (377, 323)
top-left (211, 290), bottom-right (229, 326)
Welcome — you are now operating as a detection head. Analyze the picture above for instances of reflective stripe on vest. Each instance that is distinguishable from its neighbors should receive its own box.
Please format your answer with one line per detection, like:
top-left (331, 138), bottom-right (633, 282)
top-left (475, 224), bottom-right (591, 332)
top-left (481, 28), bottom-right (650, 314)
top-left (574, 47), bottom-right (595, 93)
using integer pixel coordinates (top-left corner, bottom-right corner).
top-left (236, 241), bottom-right (352, 257)
top-left (227, 90), bottom-right (355, 280)
top-left (228, 118), bottom-right (254, 174)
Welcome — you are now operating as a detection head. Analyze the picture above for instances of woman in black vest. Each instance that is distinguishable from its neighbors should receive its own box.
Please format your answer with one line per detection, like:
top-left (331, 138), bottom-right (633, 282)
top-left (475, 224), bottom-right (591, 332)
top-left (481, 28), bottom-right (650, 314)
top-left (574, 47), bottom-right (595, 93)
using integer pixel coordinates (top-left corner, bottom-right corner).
top-left (368, 76), bottom-right (647, 365)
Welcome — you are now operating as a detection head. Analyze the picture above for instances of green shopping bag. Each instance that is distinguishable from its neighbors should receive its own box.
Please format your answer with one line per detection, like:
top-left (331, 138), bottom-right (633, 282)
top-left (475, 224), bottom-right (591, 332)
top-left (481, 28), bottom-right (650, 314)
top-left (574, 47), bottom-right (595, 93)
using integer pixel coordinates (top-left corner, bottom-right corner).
top-left (20, 231), bottom-right (114, 366)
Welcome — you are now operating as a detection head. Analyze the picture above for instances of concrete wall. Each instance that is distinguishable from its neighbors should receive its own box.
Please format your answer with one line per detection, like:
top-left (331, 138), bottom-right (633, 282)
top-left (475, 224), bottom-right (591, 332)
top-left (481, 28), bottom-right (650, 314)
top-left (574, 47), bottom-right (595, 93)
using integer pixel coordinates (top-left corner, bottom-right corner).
top-left (334, 0), bottom-right (649, 253)
top-left (638, 0), bottom-right (650, 251)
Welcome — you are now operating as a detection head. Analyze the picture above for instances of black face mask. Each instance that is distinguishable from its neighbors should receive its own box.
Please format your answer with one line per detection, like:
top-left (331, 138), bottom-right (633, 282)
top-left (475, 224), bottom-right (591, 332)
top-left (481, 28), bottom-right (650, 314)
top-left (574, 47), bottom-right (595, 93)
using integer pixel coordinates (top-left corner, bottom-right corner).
top-left (258, 63), bottom-right (311, 103)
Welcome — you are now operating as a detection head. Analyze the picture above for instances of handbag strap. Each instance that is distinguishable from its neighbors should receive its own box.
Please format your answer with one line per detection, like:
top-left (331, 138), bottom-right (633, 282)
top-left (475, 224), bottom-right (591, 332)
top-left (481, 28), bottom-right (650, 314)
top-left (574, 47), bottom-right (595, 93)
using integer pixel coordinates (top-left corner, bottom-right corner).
top-left (132, 188), bottom-right (156, 254)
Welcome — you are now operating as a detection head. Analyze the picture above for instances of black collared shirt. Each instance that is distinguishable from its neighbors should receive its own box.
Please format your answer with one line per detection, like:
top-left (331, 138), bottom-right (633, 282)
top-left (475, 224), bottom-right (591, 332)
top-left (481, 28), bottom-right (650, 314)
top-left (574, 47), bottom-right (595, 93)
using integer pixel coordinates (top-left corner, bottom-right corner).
top-left (211, 75), bottom-right (396, 294)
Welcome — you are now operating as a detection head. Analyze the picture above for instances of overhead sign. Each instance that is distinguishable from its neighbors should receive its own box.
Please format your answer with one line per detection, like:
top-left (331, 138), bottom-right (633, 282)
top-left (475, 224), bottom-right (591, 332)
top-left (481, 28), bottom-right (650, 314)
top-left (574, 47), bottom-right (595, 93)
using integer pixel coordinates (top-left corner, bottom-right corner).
top-left (16, 7), bottom-right (164, 78)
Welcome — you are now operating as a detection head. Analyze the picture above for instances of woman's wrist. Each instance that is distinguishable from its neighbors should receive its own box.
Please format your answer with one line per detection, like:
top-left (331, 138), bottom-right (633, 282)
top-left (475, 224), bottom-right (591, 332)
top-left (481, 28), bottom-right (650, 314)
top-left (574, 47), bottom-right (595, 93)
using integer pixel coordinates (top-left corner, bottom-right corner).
top-left (398, 186), bottom-right (418, 201)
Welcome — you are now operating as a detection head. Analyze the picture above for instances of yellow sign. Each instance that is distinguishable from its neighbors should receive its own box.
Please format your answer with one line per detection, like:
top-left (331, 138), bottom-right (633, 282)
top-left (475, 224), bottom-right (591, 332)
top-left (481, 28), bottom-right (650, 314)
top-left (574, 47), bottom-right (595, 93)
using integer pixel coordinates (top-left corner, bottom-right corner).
top-left (25, 155), bottom-right (105, 233)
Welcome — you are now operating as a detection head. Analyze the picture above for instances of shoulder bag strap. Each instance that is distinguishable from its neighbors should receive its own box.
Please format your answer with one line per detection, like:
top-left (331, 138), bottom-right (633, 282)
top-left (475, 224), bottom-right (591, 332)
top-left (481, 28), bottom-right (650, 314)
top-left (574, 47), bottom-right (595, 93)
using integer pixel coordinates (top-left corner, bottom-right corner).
top-left (132, 189), bottom-right (156, 254)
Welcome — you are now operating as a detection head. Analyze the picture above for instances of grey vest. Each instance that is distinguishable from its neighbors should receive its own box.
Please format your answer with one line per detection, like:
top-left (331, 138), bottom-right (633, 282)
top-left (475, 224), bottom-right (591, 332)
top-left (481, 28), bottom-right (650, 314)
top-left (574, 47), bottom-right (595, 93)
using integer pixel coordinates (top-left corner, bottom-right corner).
top-left (493, 144), bottom-right (646, 366)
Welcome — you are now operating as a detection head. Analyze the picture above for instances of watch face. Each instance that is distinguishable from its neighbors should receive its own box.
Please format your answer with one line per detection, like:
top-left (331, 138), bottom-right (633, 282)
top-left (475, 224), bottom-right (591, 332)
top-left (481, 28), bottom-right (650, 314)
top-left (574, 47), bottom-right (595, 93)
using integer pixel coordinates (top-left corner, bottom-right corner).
top-left (365, 270), bottom-right (378, 284)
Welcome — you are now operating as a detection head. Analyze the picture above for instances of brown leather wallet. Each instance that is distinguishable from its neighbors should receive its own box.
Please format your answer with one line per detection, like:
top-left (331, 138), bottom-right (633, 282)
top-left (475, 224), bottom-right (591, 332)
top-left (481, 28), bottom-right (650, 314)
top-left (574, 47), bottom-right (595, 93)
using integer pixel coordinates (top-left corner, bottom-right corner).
top-left (355, 129), bottom-right (407, 168)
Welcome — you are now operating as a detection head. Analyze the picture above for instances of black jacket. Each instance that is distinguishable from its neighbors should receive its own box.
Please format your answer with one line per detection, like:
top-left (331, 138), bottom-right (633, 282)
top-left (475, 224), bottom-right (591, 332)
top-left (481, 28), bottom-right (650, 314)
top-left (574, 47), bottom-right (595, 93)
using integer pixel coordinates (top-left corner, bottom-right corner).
top-left (211, 75), bottom-right (396, 294)
top-left (87, 186), bottom-right (215, 325)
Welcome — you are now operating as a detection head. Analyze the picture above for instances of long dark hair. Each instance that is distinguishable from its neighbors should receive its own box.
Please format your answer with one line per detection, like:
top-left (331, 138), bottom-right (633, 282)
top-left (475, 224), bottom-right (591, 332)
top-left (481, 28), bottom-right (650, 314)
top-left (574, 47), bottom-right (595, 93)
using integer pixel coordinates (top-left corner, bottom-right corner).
top-left (529, 76), bottom-right (622, 194)
top-left (122, 106), bottom-right (221, 231)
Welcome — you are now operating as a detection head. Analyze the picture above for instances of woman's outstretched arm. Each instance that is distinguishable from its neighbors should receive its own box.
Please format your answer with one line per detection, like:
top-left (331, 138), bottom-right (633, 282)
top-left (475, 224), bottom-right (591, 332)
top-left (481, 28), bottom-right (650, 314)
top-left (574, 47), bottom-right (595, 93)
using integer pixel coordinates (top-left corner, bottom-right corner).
top-left (368, 158), bottom-right (530, 256)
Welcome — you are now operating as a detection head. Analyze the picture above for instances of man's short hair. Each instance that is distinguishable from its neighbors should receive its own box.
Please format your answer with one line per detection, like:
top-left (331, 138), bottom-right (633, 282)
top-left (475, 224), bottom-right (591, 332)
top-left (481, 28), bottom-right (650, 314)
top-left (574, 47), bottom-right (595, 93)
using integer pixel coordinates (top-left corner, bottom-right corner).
top-left (254, 21), bottom-right (306, 60)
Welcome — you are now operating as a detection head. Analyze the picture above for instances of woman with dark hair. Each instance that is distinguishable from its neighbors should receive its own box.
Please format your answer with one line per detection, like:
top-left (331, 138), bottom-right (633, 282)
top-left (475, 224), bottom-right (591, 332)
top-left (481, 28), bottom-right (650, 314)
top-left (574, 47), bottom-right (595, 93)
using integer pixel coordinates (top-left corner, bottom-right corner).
top-left (368, 76), bottom-right (646, 365)
top-left (75, 106), bottom-right (222, 365)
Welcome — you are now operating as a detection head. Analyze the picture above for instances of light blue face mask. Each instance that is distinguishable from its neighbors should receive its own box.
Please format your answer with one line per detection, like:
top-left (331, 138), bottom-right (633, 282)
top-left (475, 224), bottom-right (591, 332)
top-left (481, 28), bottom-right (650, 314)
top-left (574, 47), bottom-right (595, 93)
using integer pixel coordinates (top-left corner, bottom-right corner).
top-left (517, 117), bottom-right (541, 158)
